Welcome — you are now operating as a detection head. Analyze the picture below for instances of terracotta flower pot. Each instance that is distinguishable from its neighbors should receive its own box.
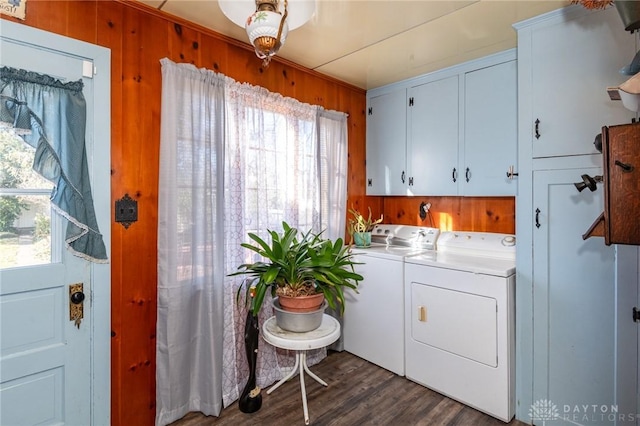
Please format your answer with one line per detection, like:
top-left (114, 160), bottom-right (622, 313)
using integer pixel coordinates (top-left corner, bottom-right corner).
top-left (277, 293), bottom-right (325, 312)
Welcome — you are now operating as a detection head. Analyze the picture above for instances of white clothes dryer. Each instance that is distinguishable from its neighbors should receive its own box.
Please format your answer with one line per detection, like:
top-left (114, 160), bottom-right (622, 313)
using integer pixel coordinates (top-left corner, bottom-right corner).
top-left (404, 231), bottom-right (516, 422)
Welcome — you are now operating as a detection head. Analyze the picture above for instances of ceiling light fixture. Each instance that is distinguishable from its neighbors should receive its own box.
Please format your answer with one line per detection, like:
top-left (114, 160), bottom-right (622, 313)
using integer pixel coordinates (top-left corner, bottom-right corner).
top-left (219, 0), bottom-right (315, 67)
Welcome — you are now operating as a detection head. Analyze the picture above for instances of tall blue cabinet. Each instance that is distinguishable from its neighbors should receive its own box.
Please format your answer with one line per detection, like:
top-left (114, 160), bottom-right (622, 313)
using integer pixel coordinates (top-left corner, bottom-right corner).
top-left (514, 5), bottom-right (639, 425)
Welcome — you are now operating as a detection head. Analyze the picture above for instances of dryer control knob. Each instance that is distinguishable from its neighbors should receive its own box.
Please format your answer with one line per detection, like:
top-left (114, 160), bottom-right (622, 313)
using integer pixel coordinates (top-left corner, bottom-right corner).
top-left (502, 236), bottom-right (516, 246)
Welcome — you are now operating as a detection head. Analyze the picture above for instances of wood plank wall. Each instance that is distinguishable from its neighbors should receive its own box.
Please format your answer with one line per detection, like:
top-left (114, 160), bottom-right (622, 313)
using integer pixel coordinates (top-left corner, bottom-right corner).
top-left (2, 1), bottom-right (514, 425)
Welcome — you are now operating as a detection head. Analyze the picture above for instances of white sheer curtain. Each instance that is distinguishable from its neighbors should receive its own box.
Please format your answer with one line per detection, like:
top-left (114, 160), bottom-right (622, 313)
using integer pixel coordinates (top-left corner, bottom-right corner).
top-left (156, 58), bottom-right (349, 424)
top-left (156, 59), bottom-right (226, 425)
top-left (317, 109), bottom-right (349, 351)
top-left (318, 109), bottom-right (348, 240)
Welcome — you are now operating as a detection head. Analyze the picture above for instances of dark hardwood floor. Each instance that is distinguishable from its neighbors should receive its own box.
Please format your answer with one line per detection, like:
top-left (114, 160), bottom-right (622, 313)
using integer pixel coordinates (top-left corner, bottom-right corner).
top-left (170, 351), bottom-right (529, 426)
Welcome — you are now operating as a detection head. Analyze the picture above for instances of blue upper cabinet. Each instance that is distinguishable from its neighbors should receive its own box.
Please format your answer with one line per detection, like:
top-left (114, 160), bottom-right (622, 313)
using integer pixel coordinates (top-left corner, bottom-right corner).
top-left (408, 75), bottom-right (459, 196)
top-left (365, 89), bottom-right (407, 196)
top-left (365, 49), bottom-right (517, 196)
top-left (524, 6), bottom-right (635, 158)
top-left (463, 60), bottom-right (518, 196)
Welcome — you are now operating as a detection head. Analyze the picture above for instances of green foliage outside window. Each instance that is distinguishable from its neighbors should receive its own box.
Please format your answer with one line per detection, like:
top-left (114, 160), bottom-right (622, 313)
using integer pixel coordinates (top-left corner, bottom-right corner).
top-left (0, 129), bottom-right (51, 232)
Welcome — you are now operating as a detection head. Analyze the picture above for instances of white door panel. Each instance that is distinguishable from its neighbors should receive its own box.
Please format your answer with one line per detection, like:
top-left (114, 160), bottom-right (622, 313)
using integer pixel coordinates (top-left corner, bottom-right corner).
top-left (0, 37), bottom-right (84, 79)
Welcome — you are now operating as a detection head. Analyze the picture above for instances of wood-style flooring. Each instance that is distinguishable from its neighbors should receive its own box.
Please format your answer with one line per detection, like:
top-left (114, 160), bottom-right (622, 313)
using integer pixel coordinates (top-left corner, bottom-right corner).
top-left (170, 350), bottom-right (529, 426)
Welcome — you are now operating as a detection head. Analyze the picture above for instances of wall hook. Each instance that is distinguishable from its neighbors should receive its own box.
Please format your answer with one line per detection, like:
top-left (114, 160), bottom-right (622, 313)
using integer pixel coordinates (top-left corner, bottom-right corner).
top-left (574, 174), bottom-right (603, 193)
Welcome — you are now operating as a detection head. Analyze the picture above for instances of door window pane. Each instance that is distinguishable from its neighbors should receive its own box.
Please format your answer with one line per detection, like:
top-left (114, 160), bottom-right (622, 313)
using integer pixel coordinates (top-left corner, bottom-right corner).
top-left (0, 195), bottom-right (52, 268)
top-left (0, 129), bottom-right (55, 269)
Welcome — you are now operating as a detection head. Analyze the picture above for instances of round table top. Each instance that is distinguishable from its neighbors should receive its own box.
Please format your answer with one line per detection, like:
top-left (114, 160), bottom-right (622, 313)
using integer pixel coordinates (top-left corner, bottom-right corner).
top-left (262, 314), bottom-right (341, 351)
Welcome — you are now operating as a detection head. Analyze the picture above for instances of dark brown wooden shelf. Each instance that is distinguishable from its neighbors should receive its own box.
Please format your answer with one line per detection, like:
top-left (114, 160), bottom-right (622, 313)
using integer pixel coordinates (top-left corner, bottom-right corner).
top-left (583, 122), bottom-right (640, 246)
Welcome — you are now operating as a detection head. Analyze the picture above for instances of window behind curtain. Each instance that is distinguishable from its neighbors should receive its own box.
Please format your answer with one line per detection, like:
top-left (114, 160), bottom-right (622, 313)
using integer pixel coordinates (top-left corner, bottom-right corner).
top-left (222, 79), bottom-right (335, 406)
top-left (224, 86), bottom-right (320, 255)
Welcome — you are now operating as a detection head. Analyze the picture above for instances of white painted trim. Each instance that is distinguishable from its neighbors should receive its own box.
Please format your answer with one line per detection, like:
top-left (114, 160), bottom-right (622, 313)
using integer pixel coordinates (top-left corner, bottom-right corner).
top-left (513, 3), bottom-right (592, 31)
top-left (0, 19), bottom-right (112, 425)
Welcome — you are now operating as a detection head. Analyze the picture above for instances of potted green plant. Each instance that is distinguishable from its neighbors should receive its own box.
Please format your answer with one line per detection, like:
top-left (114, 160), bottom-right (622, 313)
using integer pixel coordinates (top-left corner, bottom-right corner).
top-left (230, 221), bottom-right (363, 330)
top-left (347, 207), bottom-right (383, 247)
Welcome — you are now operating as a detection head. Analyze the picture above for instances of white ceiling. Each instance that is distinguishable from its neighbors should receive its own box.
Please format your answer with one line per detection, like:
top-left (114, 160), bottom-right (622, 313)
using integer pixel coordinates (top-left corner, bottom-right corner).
top-left (138, 0), bottom-right (570, 90)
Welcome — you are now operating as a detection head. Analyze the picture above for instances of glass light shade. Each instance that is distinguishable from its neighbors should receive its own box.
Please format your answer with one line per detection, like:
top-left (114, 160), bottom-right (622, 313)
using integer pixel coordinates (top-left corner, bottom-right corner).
top-left (245, 10), bottom-right (289, 60)
top-left (219, 0), bottom-right (315, 31)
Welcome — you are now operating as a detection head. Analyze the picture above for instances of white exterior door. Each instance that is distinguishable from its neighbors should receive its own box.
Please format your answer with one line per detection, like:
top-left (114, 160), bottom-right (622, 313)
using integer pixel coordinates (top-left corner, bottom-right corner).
top-left (0, 21), bottom-right (110, 425)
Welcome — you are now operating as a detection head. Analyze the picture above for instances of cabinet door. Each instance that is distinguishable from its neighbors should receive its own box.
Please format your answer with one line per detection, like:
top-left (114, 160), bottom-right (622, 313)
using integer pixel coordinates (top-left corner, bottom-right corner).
top-left (464, 60), bottom-right (517, 196)
top-left (531, 7), bottom-right (635, 158)
top-left (532, 167), bottom-right (616, 424)
top-left (408, 75), bottom-right (459, 195)
top-left (366, 90), bottom-right (407, 195)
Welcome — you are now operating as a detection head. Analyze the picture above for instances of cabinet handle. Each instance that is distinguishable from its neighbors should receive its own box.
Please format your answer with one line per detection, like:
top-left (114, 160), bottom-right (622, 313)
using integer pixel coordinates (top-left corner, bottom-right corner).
top-left (534, 119), bottom-right (541, 139)
top-left (367, 178), bottom-right (372, 187)
top-left (401, 171), bottom-right (405, 184)
top-left (535, 208), bottom-right (541, 229)
top-left (452, 167), bottom-right (457, 183)
top-left (465, 167), bottom-right (470, 183)
top-left (614, 160), bottom-right (634, 173)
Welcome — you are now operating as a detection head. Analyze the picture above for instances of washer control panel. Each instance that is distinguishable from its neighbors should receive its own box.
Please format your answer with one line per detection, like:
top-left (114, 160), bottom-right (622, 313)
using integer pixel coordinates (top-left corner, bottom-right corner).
top-left (370, 224), bottom-right (440, 250)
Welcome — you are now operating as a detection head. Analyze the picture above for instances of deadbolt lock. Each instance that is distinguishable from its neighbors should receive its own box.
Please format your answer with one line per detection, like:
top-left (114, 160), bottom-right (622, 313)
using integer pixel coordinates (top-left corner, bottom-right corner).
top-left (69, 283), bottom-right (85, 328)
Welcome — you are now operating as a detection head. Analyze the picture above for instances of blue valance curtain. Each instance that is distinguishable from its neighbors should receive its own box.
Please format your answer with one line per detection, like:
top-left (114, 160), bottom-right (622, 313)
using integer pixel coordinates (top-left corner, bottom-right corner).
top-left (0, 66), bottom-right (107, 262)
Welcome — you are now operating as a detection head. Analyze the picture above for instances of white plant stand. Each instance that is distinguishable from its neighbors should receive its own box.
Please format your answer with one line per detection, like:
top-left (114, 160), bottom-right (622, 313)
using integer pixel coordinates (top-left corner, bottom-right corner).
top-left (262, 314), bottom-right (340, 425)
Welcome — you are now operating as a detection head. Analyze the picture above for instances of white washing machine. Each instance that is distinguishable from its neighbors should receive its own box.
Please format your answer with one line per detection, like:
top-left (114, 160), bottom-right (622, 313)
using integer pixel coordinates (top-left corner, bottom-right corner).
top-left (343, 224), bottom-right (439, 376)
top-left (403, 231), bottom-right (516, 422)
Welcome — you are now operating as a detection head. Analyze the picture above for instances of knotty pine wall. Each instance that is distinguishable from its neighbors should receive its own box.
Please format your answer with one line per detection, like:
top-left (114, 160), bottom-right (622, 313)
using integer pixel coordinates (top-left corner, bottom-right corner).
top-left (3, 1), bottom-right (514, 425)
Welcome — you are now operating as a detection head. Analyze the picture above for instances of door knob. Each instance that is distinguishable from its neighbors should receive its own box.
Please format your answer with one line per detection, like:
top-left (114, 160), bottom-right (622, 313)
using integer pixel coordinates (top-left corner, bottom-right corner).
top-left (70, 291), bottom-right (85, 304)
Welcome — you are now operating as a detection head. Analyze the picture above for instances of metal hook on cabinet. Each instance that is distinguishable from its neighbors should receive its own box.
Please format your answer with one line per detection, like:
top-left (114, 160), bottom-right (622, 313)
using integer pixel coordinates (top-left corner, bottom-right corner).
top-left (506, 165), bottom-right (519, 179)
top-left (574, 174), bottom-right (603, 192)
top-left (614, 160), bottom-right (634, 173)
